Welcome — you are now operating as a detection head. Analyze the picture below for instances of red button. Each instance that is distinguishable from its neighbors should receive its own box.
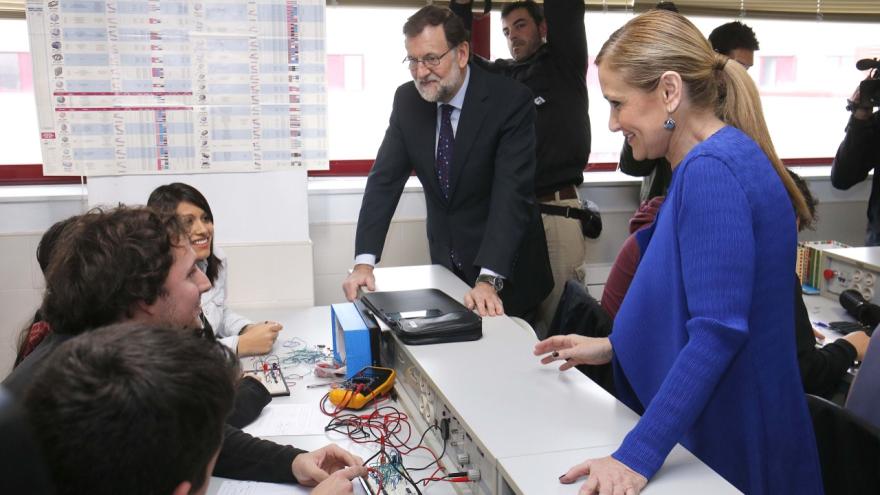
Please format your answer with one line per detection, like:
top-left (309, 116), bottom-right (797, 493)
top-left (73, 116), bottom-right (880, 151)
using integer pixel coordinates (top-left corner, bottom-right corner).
top-left (823, 269), bottom-right (836, 280)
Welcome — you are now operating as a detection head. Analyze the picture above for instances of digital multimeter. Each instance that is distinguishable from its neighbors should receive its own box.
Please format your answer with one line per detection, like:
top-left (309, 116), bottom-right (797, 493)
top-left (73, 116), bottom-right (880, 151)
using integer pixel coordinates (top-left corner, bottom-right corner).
top-left (328, 366), bottom-right (396, 410)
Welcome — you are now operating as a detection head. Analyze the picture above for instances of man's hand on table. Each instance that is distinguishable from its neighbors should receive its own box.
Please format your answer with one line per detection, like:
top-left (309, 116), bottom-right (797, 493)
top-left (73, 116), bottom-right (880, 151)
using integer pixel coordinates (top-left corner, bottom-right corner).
top-left (465, 282), bottom-right (504, 317)
top-left (292, 444), bottom-right (365, 487)
top-left (343, 264), bottom-right (376, 301)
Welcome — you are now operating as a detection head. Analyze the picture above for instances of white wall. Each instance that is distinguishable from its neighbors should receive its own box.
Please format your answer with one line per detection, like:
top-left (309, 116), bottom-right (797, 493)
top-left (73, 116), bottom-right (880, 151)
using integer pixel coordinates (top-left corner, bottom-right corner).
top-left (308, 177), bottom-right (431, 305)
top-left (88, 171), bottom-right (317, 310)
top-left (0, 187), bottom-right (86, 375)
top-left (87, 170), bottom-right (310, 243)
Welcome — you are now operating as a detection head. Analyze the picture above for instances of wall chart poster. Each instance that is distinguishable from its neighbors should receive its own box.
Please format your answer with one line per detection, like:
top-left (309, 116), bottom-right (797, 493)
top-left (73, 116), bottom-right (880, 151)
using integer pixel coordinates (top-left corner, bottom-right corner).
top-left (26, 0), bottom-right (328, 175)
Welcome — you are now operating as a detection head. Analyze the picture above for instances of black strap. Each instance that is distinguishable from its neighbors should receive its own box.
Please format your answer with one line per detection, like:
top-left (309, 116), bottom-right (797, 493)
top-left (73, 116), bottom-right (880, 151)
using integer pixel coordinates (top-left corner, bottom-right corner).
top-left (539, 203), bottom-right (588, 220)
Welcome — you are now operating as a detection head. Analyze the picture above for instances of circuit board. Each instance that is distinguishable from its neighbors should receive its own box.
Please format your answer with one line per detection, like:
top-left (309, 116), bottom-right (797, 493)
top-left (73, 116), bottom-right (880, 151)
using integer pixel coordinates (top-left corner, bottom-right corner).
top-left (360, 451), bottom-right (417, 495)
top-left (241, 365), bottom-right (290, 397)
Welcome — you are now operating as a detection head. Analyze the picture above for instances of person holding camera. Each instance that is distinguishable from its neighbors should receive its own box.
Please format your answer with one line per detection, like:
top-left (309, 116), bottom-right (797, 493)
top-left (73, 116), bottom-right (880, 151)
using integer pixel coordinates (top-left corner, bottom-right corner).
top-left (831, 61), bottom-right (880, 245)
top-left (450, 0), bottom-right (594, 337)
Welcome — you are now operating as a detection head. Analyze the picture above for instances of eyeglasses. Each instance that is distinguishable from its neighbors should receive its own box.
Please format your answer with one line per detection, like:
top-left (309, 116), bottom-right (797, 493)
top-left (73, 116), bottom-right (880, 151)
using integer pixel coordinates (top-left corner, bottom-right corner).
top-left (403, 47), bottom-right (454, 70)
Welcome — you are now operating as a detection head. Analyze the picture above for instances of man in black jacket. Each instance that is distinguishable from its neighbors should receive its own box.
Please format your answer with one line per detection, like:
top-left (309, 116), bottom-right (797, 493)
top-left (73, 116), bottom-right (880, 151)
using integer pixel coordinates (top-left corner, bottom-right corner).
top-left (3, 207), bottom-right (364, 492)
top-left (344, 5), bottom-right (553, 320)
top-left (451, 0), bottom-right (589, 336)
top-left (831, 77), bottom-right (880, 245)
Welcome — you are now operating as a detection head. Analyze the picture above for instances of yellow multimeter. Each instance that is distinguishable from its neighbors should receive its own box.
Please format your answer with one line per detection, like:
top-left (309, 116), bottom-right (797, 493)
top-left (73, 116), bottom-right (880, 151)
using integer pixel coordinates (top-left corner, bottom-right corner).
top-left (328, 366), bottom-right (396, 410)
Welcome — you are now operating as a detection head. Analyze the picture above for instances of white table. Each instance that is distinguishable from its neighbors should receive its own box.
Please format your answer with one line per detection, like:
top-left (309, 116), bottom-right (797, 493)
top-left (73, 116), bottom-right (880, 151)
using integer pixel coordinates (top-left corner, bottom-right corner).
top-left (209, 265), bottom-right (737, 494)
top-left (803, 293), bottom-right (854, 342)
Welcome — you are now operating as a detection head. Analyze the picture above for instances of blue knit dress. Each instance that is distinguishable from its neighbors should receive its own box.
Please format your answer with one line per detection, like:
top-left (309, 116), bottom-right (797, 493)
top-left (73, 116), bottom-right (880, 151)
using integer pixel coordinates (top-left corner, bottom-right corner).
top-left (609, 126), bottom-right (824, 494)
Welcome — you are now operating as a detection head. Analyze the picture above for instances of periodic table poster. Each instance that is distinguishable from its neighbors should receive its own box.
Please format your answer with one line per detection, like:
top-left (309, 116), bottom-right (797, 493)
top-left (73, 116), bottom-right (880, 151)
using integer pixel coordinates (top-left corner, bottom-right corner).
top-left (25, 0), bottom-right (328, 175)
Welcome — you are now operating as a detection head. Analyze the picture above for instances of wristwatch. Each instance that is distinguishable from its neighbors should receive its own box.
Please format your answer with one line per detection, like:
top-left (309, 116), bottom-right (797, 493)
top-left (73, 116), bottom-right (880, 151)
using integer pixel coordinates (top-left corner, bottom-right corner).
top-left (475, 274), bottom-right (504, 293)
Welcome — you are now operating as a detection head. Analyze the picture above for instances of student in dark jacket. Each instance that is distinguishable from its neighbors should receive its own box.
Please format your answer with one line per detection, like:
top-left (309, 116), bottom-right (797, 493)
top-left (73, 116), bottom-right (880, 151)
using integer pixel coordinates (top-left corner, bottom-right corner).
top-left (789, 172), bottom-right (869, 398)
top-left (3, 207), bottom-right (363, 491)
top-left (13, 212), bottom-right (267, 429)
top-left (24, 323), bottom-right (239, 495)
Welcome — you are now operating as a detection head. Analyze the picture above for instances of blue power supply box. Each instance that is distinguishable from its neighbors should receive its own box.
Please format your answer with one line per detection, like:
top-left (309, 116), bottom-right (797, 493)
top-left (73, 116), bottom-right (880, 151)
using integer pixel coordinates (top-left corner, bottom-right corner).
top-left (331, 302), bottom-right (380, 378)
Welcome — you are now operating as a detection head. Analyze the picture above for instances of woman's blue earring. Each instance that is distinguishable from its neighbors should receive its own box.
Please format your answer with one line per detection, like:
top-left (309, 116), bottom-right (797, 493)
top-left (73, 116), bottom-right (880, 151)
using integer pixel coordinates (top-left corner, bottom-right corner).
top-left (663, 117), bottom-right (676, 130)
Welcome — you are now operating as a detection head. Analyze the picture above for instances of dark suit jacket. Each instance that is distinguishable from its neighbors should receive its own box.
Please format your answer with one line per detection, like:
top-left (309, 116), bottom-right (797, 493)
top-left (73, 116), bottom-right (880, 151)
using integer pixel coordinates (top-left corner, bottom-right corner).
top-left (355, 63), bottom-right (552, 317)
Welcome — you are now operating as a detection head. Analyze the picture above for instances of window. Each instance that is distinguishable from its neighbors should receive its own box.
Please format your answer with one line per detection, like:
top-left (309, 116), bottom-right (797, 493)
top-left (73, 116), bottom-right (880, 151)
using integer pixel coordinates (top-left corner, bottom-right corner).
top-left (3, 9), bottom-right (880, 172)
top-left (0, 18), bottom-right (41, 165)
top-left (327, 54), bottom-right (364, 91)
top-left (0, 52), bottom-right (31, 91)
top-left (324, 7), bottom-right (411, 161)
top-left (760, 56), bottom-right (797, 87)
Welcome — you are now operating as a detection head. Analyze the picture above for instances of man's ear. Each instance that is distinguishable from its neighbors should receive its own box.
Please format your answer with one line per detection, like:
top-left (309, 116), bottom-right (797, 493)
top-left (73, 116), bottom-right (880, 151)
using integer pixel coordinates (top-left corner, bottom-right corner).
top-left (171, 481), bottom-right (192, 495)
top-left (539, 20), bottom-right (548, 41)
top-left (131, 298), bottom-right (157, 321)
top-left (456, 41), bottom-right (470, 69)
top-left (658, 71), bottom-right (683, 114)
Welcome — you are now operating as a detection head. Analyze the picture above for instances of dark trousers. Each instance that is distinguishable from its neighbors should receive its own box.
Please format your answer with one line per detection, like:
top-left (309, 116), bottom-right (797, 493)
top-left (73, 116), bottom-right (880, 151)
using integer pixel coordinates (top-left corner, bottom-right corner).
top-left (549, 280), bottom-right (615, 395)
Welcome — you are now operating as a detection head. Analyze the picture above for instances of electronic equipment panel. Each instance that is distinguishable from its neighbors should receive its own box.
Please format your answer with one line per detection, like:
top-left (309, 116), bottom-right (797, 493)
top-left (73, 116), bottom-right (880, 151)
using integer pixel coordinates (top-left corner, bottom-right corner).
top-left (821, 247), bottom-right (880, 305)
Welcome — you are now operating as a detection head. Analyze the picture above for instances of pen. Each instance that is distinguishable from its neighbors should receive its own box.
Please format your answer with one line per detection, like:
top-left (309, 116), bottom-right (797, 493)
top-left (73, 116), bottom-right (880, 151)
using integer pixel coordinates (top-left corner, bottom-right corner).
top-left (814, 321), bottom-right (830, 328)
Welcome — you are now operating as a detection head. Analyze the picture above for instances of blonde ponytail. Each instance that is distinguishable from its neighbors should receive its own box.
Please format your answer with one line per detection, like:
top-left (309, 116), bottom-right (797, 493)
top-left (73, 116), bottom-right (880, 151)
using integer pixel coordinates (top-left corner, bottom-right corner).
top-left (715, 55), bottom-right (812, 225)
top-left (597, 10), bottom-right (812, 226)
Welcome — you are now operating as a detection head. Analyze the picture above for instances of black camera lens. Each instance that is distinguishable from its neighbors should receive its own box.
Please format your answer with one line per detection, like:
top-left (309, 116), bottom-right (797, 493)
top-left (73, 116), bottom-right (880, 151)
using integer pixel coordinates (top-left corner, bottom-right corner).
top-left (856, 58), bottom-right (880, 107)
top-left (839, 289), bottom-right (867, 314)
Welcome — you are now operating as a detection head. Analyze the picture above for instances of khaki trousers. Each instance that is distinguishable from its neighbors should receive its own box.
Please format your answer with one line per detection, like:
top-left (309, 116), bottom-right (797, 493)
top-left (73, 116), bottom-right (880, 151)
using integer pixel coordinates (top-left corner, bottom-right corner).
top-left (533, 196), bottom-right (587, 338)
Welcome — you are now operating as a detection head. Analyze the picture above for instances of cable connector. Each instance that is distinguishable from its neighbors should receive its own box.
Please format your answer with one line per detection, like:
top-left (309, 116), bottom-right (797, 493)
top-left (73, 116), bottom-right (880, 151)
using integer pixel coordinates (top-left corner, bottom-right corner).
top-left (440, 418), bottom-right (451, 441)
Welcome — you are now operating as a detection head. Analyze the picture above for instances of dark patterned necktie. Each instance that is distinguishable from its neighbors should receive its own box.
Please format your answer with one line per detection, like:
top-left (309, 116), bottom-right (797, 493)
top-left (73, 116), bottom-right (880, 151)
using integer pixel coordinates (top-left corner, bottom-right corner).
top-left (436, 104), bottom-right (461, 270)
top-left (436, 104), bottom-right (454, 198)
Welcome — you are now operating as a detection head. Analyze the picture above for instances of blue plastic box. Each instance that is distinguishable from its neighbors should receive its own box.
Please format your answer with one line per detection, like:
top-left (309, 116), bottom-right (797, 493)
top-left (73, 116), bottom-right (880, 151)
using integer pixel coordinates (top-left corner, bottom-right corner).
top-left (331, 302), bottom-right (374, 379)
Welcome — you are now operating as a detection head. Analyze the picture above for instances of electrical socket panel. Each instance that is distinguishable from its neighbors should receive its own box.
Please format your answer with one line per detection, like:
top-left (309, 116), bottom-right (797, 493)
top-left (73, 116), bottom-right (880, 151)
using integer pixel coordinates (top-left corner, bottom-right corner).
top-left (380, 334), bottom-right (497, 494)
top-left (821, 247), bottom-right (880, 304)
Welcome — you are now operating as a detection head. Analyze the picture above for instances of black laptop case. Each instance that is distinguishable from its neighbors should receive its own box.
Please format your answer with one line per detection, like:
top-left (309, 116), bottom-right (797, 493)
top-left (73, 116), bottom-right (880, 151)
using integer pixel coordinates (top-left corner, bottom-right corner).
top-left (360, 289), bottom-right (482, 345)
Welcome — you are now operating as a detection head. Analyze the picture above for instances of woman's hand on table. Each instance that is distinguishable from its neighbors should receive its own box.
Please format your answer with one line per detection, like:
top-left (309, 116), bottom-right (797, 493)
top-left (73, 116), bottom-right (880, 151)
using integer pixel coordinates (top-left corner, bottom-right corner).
top-left (534, 335), bottom-right (613, 371)
top-left (237, 321), bottom-right (283, 356)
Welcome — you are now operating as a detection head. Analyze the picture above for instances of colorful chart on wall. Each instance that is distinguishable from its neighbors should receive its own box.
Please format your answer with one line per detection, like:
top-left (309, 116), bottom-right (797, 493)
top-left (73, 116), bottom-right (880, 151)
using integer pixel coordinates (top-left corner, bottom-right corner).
top-left (26, 0), bottom-right (328, 175)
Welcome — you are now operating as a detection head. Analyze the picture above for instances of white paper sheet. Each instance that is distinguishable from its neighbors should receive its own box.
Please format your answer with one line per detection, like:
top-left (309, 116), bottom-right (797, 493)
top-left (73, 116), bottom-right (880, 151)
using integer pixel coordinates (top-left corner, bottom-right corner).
top-left (216, 478), bottom-right (368, 495)
top-left (241, 403), bottom-right (329, 437)
top-left (216, 480), bottom-right (307, 495)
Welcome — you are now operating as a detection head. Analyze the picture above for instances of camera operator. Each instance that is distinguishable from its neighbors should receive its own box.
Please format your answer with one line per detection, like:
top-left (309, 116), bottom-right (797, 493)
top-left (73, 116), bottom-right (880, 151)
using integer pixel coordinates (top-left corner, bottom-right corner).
top-left (831, 59), bottom-right (880, 246)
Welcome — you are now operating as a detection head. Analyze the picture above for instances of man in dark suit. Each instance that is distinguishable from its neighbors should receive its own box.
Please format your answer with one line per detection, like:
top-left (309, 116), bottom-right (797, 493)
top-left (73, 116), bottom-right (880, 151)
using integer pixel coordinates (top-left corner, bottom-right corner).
top-left (342, 5), bottom-right (552, 320)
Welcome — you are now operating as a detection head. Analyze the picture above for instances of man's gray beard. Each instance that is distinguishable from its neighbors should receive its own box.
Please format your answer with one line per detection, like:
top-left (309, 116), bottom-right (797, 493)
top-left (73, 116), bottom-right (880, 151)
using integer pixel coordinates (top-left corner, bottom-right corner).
top-left (415, 82), bottom-right (439, 102)
top-left (416, 79), bottom-right (455, 103)
top-left (414, 63), bottom-right (461, 103)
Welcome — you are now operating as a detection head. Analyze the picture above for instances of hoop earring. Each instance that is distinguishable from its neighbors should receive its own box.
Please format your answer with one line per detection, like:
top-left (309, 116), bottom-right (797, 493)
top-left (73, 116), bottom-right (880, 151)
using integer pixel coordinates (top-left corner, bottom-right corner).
top-left (663, 117), bottom-right (676, 130)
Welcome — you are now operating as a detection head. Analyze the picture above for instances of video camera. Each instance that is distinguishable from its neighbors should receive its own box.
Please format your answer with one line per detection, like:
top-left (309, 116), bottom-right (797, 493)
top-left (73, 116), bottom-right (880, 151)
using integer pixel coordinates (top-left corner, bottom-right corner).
top-left (839, 289), bottom-right (879, 336)
top-left (856, 58), bottom-right (880, 108)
